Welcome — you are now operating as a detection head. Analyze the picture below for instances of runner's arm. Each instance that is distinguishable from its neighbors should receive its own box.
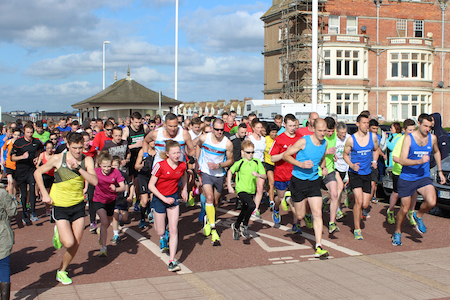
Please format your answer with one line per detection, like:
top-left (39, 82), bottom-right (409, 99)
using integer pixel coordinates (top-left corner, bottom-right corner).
top-left (282, 138), bottom-right (306, 168)
top-left (34, 154), bottom-right (61, 203)
top-left (220, 140), bottom-right (234, 168)
top-left (183, 130), bottom-right (195, 157)
top-left (142, 130), bottom-right (156, 156)
top-left (80, 156), bottom-right (98, 186)
top-left (432, 134), bottom-right (446, 184)
top-left (343, 137), bottom-right (355, 169)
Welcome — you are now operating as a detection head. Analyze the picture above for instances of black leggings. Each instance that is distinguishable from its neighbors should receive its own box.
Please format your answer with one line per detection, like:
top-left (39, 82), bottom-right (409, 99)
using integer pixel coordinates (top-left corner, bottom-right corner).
top-left (87, 184), bottom-right (96, 223)
top-left (235, 192), bottom-right (256, 227)
top-left (18, 173), bottom-right (36, 216)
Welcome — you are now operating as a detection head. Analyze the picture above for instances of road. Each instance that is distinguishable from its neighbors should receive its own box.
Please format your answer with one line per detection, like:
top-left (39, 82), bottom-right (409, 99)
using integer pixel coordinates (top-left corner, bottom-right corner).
top-left (10, 195), bottom-right (450, 293)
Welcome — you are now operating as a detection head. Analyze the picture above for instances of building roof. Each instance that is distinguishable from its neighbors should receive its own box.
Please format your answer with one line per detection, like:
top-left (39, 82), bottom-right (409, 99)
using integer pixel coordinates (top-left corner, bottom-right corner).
top-left (72, 74), bottom-right (181, 109)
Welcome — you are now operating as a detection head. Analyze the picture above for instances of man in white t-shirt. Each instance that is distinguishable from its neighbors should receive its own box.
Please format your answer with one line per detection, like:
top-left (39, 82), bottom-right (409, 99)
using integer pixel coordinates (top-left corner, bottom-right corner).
top-left (335, 122), bottom-right (350, 219)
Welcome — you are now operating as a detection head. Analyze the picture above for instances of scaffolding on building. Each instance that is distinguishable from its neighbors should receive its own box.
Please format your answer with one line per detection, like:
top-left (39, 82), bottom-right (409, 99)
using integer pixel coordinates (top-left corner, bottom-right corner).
top-left (279, 0), bottom-right (327, 103)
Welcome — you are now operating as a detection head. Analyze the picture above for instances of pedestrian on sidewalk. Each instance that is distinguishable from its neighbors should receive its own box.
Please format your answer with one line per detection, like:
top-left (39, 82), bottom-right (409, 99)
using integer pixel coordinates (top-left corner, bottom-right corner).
top-left (0, 184), bottom-right (17, 300)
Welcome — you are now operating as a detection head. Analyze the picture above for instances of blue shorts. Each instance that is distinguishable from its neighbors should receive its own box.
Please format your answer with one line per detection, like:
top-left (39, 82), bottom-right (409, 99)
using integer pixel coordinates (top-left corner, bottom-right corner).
top-left (152, 192), bottom-right (179, 214)
top-left (397, 177), bottom-right (433, 198)
top-left (274, 180), bottom-right (290, 191)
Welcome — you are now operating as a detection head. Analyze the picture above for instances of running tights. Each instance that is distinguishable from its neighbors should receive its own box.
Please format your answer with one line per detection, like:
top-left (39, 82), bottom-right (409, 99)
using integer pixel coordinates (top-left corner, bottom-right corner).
top-left (235, 192), bottom-right (255, 227)
top-left (18, 174), bottom-right (36, 215)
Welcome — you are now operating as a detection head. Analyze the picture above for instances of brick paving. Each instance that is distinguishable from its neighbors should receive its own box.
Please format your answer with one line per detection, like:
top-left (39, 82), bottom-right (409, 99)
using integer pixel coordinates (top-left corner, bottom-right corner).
top-left (12, 247), bottom-right (450, 300)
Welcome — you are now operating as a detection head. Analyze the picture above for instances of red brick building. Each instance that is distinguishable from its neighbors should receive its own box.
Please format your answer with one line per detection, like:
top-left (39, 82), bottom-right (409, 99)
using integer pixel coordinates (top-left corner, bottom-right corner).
top-left (262, 0), bottom-right (450, 125)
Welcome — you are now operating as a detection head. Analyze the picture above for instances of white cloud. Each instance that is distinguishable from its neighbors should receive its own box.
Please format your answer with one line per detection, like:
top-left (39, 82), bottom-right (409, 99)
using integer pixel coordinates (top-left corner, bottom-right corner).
top-left (182, 8), bottom-right (265, 53)
top-left (0, 81), bottom-right (100, 112)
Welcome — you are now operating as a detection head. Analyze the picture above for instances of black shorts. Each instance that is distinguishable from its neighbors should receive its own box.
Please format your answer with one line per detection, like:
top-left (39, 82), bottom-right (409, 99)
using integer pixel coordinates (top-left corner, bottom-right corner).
top-left (322, 171), bottom-right (337, 186)
top-left (115, 198), bottom-right (129, 211)
top-left (52, 201), bottom-right (86, 223)
top-left (289, 176), bottom-right (322, 203)
top-left (137, 174), bottom-right (150, 194)
top-left (349, 172), bottom-right (371, 194)
top-left (338, 171), bottom-right (347, 181)
top-left (263, 162), bottom-right (275, 173)
top-left (393, 174), bottom-right (399, 194)
top-left (4, 167), bottom-right (15, 178)
top-left (92, 201), bottom-right (116, 216)
top-left (398, 177), bottom-right (433, 198)
top-left (371, 167), bottom-right (379, 182)
top-left (43, 174), bottom-right (54, 189)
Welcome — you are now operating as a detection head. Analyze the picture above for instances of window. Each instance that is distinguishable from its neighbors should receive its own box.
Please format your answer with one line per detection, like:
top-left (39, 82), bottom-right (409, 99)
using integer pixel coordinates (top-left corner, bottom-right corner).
top-left (329, 16), bottom-right (340, 34)
top-left (396, 19), bottom-right (407, 37)
top-left (389, 93), bottom-right (431, 121)
top-left (246, 104), bottom-right (251, 111)
top-left (389, 51), bottom-right (432, 80)
top-left (414, 20), bottom-right (423, 38)
top-left (324, 50), bottom-right (330, 75)
top-left (323, 91), bottom-right (363, 116)
top-left (347, 17), bottom-right (357, 35)
top-left (323, 48), bottom-right (362, 78)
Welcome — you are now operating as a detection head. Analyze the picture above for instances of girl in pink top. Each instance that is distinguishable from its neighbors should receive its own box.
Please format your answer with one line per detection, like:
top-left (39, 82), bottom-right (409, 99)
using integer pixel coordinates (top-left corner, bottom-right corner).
top-left (93, 152), bottom-right (125, 257)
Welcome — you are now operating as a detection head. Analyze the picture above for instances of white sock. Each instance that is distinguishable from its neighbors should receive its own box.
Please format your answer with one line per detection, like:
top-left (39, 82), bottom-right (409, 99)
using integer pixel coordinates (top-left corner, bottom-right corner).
top-left (315, 243), bottom-right (321, 249)
top-left (113, 230), bottom-right (119, 236)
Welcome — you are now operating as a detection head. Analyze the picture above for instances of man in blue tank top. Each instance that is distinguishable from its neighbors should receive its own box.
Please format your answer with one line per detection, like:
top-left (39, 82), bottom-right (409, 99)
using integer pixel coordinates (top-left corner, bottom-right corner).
top-left (282, 118), bottom-right (329, 258)
top-left (392, 113), bottom-right (446, 246)
top-left (343, 114), bottom-right (379, 240)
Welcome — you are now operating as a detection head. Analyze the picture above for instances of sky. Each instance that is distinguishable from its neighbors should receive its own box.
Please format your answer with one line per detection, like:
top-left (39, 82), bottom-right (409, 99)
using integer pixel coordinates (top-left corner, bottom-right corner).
top-left (0, 0), bottom-right (270, 113)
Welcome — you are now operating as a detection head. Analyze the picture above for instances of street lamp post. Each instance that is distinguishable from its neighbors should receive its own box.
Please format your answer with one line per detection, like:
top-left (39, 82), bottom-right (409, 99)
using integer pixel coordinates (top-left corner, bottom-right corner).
top-left (175, 0), bottom-right (179, 101)
top-left (103, 41), bottom-right (111, 90)
top-left (438, 0), bottom-right (448, 115)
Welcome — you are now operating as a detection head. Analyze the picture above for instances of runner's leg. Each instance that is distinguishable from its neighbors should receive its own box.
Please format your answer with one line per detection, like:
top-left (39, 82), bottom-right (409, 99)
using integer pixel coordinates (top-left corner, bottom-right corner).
top-left (166, 205), bottom-right (179, 262)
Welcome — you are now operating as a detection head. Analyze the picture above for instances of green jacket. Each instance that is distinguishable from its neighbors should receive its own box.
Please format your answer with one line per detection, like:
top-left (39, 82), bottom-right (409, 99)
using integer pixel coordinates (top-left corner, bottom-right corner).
top-left (0, 188), bottom-right (17, 260)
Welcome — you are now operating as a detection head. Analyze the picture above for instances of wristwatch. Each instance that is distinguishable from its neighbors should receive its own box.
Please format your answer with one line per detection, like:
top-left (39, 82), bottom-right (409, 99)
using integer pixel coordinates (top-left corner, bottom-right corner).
top-left (74, 164), bottom-right (81, 172)
top-left (218, 163), bottom-right (222, 169)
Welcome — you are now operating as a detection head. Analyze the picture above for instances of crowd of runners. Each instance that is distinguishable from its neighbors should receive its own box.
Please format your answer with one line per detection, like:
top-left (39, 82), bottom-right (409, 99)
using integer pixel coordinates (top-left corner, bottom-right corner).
top-left (0, 109), bottom-right (447, 291)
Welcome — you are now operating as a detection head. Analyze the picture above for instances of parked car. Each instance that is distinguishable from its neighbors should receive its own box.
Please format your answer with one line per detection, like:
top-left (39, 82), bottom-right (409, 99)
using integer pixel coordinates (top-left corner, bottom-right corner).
top-left (430, 155), bottom-right (450, 211)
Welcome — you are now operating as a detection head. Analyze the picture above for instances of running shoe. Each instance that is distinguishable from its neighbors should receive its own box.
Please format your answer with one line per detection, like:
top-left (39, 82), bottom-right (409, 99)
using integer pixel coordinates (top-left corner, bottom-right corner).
top-left (269, 201), bottom-right (275, 211)
top-left (408, 210), bottom-right (417, 226)
top-left (211, 229), bottom-right (220, 242)
top-left (239, 225), bottom-right (250, 239)
top-left (188, 191), bottom-right (195, 206)
top-left (198, 207), bottom-right (206, 223)
top-left (304, 214), bottom-right (313, 229)
top-left (392, 232), bottom-right (402, 246)
top-left (336, 209), bottom-right (346, 221)
top-left (30, 212), bottom-right (38, 222)
top-left (98, 246), bottom-right (107, 257)
top-left (362, 209), bottom-right (370, 219)
top-left (371, 197), bottom-right (378, 204)
top-left (292, 223), bottom-right (302, 234)
top-left (164, 229), bottom-right (170, 242)
top-left (139, 219), bottom-right (147, 229)
top-left (354, 229), bottom-right (363, 240)
top-left (89, 222), bottom-right (97, 233)
top-left (413, 211), bottom-right (426, 234)
top-left (53, 226), bottom-right (62, 250)
top-left (251, 209), bottom-right (261, 219)
top-left (111, 235), bottom-right (120, 244)
top-left (203, 216), bottom-right (211, 236)
top-left (328, 222), bottom-right (340, 234)
top-left (97, 228), bottom-right (102, 246)
top-left (387, 209), bottom-right (395, 225)
top-left (281, 192), bottom-right (291, 211)
top-left (231, 223), bottom-right (240, 240)
top-left (133, 201), bottom-right (140, 212)
top-left (148, 208), bottom-right (154, 224)
top-left (322, 196), bottom-right (329, 212)
top-left (22, 215), bottom-right (30, 225)
top-left (272, 209), bottom-right (280, 224)
top-left (315, 246), bottom-right (329, 258)
top-left (56, 270), bottom-right (72, 285)
top-left (160, 237), bottom-right (168, 252)
top-left (168, 260), bottom-right (181, 272)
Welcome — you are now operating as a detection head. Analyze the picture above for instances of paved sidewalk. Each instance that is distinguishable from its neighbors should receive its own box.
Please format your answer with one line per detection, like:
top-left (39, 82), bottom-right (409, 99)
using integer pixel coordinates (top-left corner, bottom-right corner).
top-left (12, 247), bottom-right (450, 300)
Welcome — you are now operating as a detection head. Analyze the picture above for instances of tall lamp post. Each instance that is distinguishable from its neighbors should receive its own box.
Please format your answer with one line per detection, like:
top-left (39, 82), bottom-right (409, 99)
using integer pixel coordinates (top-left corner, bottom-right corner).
top-left (438, 0), bottom-right (448, 115)
top-left (103, 41), bottom-right (111, 90)
top-left (175, 0), bottom-right (179, 101)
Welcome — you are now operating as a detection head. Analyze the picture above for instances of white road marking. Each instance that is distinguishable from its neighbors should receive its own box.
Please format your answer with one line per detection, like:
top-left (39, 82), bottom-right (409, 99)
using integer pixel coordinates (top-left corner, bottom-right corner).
top-left (121, 227), bottom-right (193, 274)
top-left (216, 207), bottom-right (362, 256)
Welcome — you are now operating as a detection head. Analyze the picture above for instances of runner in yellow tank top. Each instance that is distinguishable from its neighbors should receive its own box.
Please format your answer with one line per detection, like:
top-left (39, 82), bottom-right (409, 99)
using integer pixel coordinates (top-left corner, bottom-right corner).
top-left (34, 132), bottom-right (97, 285)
